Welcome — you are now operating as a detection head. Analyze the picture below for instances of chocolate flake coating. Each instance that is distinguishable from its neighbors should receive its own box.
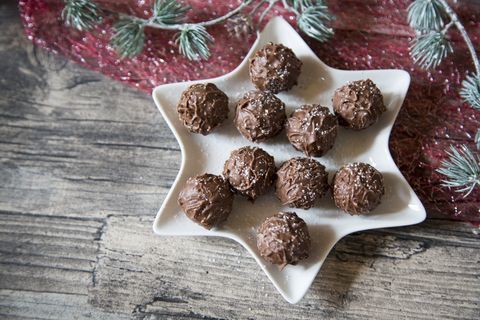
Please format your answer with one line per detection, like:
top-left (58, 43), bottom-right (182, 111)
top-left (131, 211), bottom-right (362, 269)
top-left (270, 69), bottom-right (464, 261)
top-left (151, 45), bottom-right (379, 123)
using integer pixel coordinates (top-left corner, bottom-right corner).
top-left (249, 42), bottom-right (302, 93)
top-left (257, 212), bottom-right (311, 269)
top-left (178, 174), bottom-right (233, 229)
top-left (177, 83), bottom-right (229, 135)
top-left (332, 79), bottom-right (386, 130)
top-left (276, 158), bottom-right (329, 209)
top-left (223, 146), bottom-right (276, 200)
top-left (234, 90), bottom-right (286, 142)
top-left (286, 104), bottom-right (338, 157)
top-left (332, 162), bottom-right (385, 215)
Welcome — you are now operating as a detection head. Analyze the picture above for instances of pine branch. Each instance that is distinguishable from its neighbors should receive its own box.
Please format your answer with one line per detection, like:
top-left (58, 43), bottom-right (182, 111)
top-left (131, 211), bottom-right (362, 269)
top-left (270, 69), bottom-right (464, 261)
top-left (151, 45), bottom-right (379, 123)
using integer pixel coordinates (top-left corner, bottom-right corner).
top-left (60, 0), bottom-right (335, 61)
top-left (62, 0), bottom-right (102, 31)
top-left (176, 26), bottom-right (213, 61)
top-left (459, 73), bottom-right (480, 111)
top-left (151, 0), bottom-right (191, 25)
top-left (437, 0), bottom-right (480, 74)
top-left (437, 145), bottom-right (480, 197)
top-left (410, 31), bottom-right (452, 69)
top-left (407, 0), bottom-right (445, 31)
top-left (408, 0), bottom-right (480, 74)
top-left (111, 19), bottom-right (145, 58)
top-left (296, 0), bottom-right (333, 42)
top-left (146, 0), bottom-right (255, 29)
top-left (408, 1), bottom-right (480, 199)
top-left (283, 0), bottom-right (334, 42)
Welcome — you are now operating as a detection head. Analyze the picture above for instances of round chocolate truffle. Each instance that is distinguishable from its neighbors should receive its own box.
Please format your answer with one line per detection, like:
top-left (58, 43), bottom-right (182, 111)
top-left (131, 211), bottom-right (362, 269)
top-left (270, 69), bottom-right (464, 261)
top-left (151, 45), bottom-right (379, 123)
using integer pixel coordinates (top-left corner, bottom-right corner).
top-left (177, 174), bottom-right (234, 229)
top-left (257, 212), bottom-right (311, 268)
top-left (177, 83), bottom-right (229, 135)
top-left (275, 158), bottom-right (329, 209)
top-left (332, 162), bottom-right (385, 215)
top-left (286, 104), bottom-right (338, 157)
top-left (332, 79), bottom-right (386, 130)
top-left (234, 90), bottom-right (286, 142)
top-left (249, 43), bottom-right (302, 93)
top-left (223, 146), bottom-right (276, 200)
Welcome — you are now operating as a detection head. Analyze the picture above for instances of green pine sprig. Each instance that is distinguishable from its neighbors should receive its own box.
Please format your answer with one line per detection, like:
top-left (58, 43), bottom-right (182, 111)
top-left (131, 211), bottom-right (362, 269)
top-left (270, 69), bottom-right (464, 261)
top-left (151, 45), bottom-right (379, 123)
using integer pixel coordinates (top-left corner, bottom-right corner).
top-left (151, 0), bottom-right (191, 25)
top-left (475, 129), bottom-right (480, 150)
top-left (410, 30), bottom-right (453, 70)
top-left (409, 0), bottom-right (480, 198)
top-left (61, 0), bottom-right (102, 31)
top-left (111, 19), bottom-right (146, 59)
top-left (296, 0), bottom-right (334, 42)
top-left (459, 73), bottom-right (480, 110)
top-left (176, 26), bottom-right (214, 61)
top-left (61, 0), bottom-right (334, 61)
top-left (283, 0), bottom-right (333, 42)
top-left (437, 145), bottom-right (480, 197)
top-left (407, 0), bottom-right (444, 31)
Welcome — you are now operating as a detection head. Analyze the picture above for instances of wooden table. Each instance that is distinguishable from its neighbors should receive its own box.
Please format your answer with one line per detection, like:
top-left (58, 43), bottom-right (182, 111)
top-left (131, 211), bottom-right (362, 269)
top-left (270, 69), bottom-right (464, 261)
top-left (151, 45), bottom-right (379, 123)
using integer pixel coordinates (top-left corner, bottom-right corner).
top-left (1, 2), bottom-right (479, 319)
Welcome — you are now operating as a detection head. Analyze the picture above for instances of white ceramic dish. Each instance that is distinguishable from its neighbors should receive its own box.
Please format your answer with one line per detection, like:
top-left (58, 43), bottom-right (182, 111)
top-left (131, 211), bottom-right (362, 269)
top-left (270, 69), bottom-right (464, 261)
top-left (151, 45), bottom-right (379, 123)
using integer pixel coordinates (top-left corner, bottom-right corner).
top-left (152, 17), bottom-right (426, 304)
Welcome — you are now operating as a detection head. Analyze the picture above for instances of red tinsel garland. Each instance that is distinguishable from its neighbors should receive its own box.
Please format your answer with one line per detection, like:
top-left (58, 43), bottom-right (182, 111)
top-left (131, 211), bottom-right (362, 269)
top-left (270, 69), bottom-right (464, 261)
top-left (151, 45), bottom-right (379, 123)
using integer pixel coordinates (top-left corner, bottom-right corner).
top-left (19, 0), bottom-right (480, 222)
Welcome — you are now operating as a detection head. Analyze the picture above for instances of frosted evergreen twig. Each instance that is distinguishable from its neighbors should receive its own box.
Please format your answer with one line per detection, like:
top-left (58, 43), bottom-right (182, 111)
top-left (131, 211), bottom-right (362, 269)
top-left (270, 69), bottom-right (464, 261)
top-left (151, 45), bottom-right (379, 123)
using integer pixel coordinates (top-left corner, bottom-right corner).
top-left (436, 0), bottom-right (479, 74)
top-left (437, 145), bottom-right (480, 197)
top-left (410, 31), bottom-right (453, 69)
top-left (62, 0), bottom-right (334, 61)
top-left (61, 0), bottom-right (102, 31)
top-left (409, 0), bottom-right (480, 197)
top-left (407, 0), bottom-right (445, 31)
top-left (176, 25), bottom-right (214, 61)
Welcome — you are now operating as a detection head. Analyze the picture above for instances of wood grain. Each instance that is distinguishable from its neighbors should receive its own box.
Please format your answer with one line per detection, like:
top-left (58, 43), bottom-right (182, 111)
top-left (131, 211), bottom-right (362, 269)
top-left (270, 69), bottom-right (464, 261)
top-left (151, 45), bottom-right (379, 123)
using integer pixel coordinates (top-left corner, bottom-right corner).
top-left (0, 2), bottom-right (479, 319)
top-left (89, 216), bottom-right (480, 320)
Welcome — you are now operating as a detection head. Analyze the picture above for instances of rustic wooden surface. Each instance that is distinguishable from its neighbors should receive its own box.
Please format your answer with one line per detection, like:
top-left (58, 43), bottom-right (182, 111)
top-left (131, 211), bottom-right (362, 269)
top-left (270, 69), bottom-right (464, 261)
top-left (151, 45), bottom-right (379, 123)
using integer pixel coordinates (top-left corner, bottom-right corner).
top-left (0, 2), bottom-right (479, 319)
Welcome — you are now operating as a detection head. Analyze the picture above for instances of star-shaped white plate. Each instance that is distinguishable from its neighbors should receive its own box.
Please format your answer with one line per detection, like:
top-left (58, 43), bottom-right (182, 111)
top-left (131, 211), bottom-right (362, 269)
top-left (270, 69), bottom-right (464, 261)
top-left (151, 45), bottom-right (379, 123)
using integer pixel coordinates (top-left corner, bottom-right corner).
top-left (152, 17), bottom-right (426, 304)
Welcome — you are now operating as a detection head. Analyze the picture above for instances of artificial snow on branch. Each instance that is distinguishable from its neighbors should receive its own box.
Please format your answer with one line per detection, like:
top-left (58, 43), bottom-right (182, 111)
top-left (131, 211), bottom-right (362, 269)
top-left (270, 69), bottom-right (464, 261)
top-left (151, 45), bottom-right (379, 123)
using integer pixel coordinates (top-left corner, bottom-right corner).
top-left (436, 145), bottom-right (480, 197)
top-left (61, 0), bottom-right (102, 31)
top-left (408, 0), bottom-right (480, 197)
top-left (61, 0), bottom-right (335, 61)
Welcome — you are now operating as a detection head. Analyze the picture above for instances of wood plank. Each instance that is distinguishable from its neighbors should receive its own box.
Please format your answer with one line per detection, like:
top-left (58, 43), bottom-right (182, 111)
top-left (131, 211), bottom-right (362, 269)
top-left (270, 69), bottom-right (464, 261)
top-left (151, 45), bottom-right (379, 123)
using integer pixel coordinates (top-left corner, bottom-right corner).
top-left (10, 209), bottom-right (472, 320)
top-left (0, 289), bottom-right (128, 320)
top-left (88, 215), bottom-right (480, 320)
top-left (0, 212), bottom-right (103, 295)
top-left (0, 6), bottom-right (180, 218)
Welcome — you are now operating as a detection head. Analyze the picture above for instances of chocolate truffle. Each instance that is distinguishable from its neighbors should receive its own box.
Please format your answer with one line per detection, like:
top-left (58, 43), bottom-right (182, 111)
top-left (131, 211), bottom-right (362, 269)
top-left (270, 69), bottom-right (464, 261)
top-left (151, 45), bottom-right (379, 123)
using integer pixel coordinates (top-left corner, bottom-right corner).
top-left (286, 104), bottom-right (338, 157)
top-left (234, 90), bottom-right (286, 142)
top-left (178, 174), bottom-right (233, 229)
top-left (332, 162), bottom-right (385, 215)
top-left (257, 212), bottom-right (311, 268)
top-left (332, 79), bottom-right (386, 130)
top-left (177, 83), bottom-right (229, 135)
top-left (275, 158), bottom-right (329, 209)
top-left (223, 146), bottom-right (276, 200)
top-left (249, 43), bottom-right (302, 93)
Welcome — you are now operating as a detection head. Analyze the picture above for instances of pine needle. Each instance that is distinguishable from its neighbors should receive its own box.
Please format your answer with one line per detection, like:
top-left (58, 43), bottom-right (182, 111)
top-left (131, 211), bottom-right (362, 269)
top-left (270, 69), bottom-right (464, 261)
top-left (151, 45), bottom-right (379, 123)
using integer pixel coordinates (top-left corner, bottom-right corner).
top-left (296, 0), bottom-right (333, 42)
top-left (62, 0), bottom-right (102, 31)
top-left (176, 26), bottom-right (213, 61)
top-left (407, 0), bottom-right (445, 31)
top-left (437, 145), bottom-right (480, 197)
top-left (61, 0), bottom-right (336, 61)
top-left (459, 73), bottom-right (480, 110)
top-left (410, 31), bottom-right (453, 69)
top-left (152, 0), bottom-right (191, 25)
top-left (476, 129), bottom-right (480, 150)
top-left (111, 20), bottom-right (145, 59)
